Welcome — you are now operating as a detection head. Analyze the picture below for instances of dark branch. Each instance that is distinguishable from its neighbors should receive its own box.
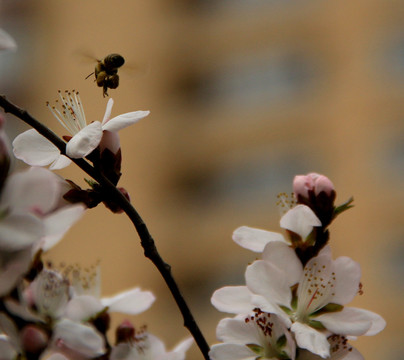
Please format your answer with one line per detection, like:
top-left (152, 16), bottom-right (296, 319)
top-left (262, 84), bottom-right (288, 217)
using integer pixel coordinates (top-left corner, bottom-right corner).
top-left (0, 95), bottom-right (210, 359)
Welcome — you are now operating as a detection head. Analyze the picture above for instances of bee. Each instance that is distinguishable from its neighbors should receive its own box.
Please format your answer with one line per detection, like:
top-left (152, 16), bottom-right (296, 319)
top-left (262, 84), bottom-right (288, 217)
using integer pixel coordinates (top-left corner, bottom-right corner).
top-left (85, 53), bottom-right (125, 97)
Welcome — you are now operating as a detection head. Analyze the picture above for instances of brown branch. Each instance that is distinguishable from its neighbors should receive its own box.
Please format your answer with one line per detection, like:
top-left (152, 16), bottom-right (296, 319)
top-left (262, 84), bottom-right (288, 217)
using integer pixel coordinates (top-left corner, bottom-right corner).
top-left (0, 95), bottom-right (210, 359)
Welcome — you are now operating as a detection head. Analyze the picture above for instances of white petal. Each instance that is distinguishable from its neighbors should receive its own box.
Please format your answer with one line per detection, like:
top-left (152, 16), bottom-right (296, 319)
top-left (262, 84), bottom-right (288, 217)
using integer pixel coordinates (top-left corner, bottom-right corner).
top-left (101, 287), bottom-right (155, 315)
top-left (0, 337), bottom-right (16, 360)
top-left (102, 111), bottom-right (149, 132)
top-left (262, 241), bottom-right (302, 286)
top-left (209, 343), bottom-right (256, 360)
top-left (332, 256), bottom-right (361, 305)
top-left (53, 319), bottom-right (105, 357)
top-left (0, 29), bottom-right (17, 51)
top-left (245, 260), bottom-right (292, 307)
top-left (291, 322), bottom-right (329, 358)
top-left (280, 205), bottom-right (321, 239)
top-left (102, 98), bottom-right (114, 125)
top-left (172, 337), bottom-right (194, 355)
top-left (250, 294), bottom-right (292, 327)
top-left (2, 167), bottom-right (60, 214)
top-left (211, 286), bottom-right (253, 314)
top-left (64, 295), bottom-right (104, 321)
top-left (41, 205), bottom-right (85, 252)
top-left (0, 249), bottom-right (32, 297)
top-left (49, 154), bottom-right (72, 170)
top-left (13, 129), bottom-right (63, 167)
top-left (315, 307), bottom-right (376, 336)
top-left (66, 121), bottom-right (103, 158)
top-left (232, 226), bottom-right (287, 252)
top-left (216, 317), bottom-right (261, 345)
top-left (317, 307), bottom-right (386, 337)
top-left (0, 213), bottom-right (44, 251)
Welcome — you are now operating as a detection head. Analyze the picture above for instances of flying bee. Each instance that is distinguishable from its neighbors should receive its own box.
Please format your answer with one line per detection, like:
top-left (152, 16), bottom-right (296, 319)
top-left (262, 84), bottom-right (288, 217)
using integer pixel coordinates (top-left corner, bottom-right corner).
top-left (85, 53), bottom-right (125, 97)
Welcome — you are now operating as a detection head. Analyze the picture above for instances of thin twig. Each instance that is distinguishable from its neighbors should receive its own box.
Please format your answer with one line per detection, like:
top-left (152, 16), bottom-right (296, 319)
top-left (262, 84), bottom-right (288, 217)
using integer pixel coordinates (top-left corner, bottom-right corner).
top-left (0, 95), bottom-right (210, 360)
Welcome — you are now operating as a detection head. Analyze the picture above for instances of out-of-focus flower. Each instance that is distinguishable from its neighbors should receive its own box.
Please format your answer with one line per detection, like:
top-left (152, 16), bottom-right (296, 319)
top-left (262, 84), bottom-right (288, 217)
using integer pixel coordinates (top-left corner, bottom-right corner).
top-left (0, 29), bottom-right (17, 51)
top-left (13, 91), bottom-right (149, 167)
top-left (232, 205), bottom-right (321, 253)
top-left (210, 311), bottom-right (295, 360)
top-left (111, 320), bottom-right (193, 360)
top-left (0, 167), bottom-right (85, 252)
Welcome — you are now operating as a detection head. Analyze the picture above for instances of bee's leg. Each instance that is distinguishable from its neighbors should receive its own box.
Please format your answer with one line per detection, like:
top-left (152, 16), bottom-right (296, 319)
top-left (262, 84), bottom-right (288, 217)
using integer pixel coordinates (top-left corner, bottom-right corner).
top-left (85, 71), bottom-right (95, 80)
top-left (103, 84), bottom-right (109, 97)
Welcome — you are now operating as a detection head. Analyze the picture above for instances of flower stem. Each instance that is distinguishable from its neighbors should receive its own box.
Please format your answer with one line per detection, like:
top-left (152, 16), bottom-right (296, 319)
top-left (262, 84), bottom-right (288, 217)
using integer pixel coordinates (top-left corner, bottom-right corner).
top-left (0, 95), bottom-right (211, 360)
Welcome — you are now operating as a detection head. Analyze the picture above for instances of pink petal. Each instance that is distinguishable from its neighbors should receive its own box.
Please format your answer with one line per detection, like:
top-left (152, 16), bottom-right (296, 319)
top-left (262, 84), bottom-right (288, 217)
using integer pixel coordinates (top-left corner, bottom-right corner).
top-left (102, 111), bottom-right (149, 132)
top-left (232, 226), bottom-right (287, 252)
top-left (66, 121), bottom-right (103, 158)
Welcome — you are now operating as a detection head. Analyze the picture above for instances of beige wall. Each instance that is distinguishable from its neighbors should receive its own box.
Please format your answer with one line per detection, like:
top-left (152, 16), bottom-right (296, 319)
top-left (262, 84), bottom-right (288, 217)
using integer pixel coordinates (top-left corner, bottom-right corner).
top-left (1, 0), bottom-right (403, 358)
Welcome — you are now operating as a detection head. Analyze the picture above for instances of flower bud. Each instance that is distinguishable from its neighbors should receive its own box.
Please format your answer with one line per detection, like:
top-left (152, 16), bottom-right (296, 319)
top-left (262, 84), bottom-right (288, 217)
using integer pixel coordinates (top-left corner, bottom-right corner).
top-left (21, 325), bottom-right (49, 354)
top-left (293, 173), bottom-right (336, 228)
top-left (116, 319), bottom-right (135, 344)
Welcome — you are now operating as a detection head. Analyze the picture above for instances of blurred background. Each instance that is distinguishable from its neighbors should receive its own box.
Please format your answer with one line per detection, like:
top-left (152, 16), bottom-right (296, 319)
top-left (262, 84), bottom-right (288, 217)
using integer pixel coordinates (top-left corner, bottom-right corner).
top-left (0, 0), bottom-right (403, 358)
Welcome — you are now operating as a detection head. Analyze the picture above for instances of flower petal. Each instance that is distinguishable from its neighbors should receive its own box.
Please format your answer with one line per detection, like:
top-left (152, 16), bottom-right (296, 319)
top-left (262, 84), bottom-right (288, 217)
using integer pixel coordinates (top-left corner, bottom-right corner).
top-left (211, 286), bottom-right (254, 314)
top-left (40, 205), bottom-right (85, 252)
top-left (64, 295), bottom-right (104, 322)
top-left (291, 322), bottom-right (329, 358)
top-left (280, 205), bottom-right (321, 239)
top-left (53, 319), bottom-right (105, 357)
top-left (209, 343), bottom-right (256, 360)
top-left (0, 213), bottom-right (44, 251)
top-left (1, 167), bottom-right (61, 214)
top-left (317, 307), bottom-right (386, 337)
top-left (332, 256), bottom-right (361, 305)
top-left (262, 241), bottom-right (302, 286)
top-left (232, 226), bottom-right (287, 252)
top-left (102, 98), bottom-right (114, 125)
top-left (101, 287), bottom-right (155, 315)
top-left (0, 29), bottom-right (17, 51)
top-left (66, 121), bottom-right (103, 158)
top-left (216, 317), bottom-right (262, 345)
top-left (102, 111), bottom-right (149, 132)
top-left (315, 307), bottom-right (374, 336)
top-left (13, 129), bottom-right (64, 168)
top-left (246, 260), bottom-right (292, 307)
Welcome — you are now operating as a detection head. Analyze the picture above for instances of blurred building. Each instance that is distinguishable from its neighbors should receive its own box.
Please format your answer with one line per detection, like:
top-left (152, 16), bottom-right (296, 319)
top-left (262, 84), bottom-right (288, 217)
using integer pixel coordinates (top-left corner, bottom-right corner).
top-left (0, 1), bottom-right (403, 359)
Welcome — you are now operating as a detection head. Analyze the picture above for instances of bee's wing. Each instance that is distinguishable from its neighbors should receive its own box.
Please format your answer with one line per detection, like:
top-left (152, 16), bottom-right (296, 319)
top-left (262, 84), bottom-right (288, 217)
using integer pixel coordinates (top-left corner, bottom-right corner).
top-left (73, 48), bottom-right (100, 64)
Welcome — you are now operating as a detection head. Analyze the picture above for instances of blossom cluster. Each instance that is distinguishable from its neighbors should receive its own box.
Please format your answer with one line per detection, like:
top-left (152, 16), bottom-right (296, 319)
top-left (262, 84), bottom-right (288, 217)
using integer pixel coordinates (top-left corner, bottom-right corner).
top-left (210, 173), bottom-right (386, 360)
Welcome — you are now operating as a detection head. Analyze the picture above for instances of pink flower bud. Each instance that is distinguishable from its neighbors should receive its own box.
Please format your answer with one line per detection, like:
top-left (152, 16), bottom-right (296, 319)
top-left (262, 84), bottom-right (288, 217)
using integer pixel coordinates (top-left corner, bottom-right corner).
top-left (293, 173), bottom-right (335, 199)
top-left (21, 325), bottom-right (49, 354)
top-left (313, 175), bottom-right (335, 197)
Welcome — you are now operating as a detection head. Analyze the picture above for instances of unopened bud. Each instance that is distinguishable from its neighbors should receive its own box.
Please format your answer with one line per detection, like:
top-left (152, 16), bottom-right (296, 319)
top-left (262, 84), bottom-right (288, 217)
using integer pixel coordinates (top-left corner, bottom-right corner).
top-left (21, 325), bottom-right (49, 354)
top-left (116, 319), bottom-right (135, 344)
